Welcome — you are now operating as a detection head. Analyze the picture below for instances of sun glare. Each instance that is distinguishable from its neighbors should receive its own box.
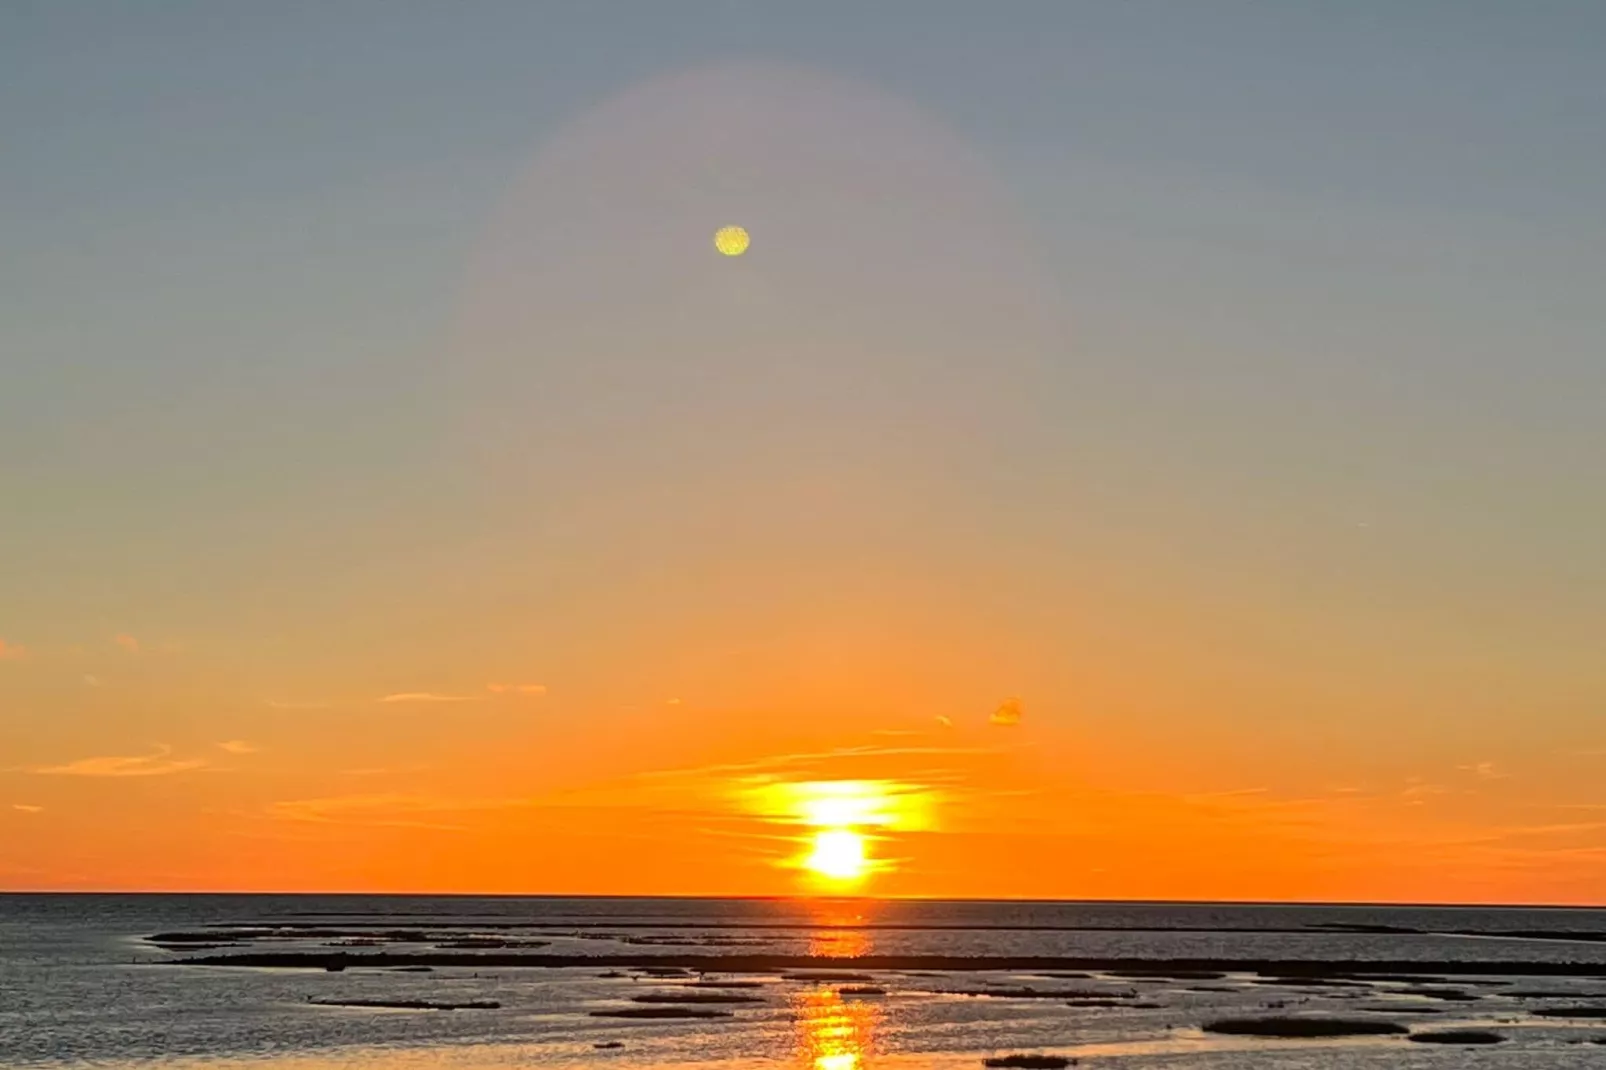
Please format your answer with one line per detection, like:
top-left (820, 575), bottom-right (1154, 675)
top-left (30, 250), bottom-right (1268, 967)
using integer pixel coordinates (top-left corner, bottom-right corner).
top-left (740, 778), bottom-right (941, 891)
top-left (806, 828), bottom-right (868, 881)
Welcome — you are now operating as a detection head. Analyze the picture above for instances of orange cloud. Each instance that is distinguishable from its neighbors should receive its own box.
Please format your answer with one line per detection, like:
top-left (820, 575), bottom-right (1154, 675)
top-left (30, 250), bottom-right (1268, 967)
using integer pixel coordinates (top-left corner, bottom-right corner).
top-left (486, 683), bottom-right (547, 696)
top-left (30, 745), bottom-right (206, 778)
top-left (12, 804), bottom-right (44, 813)
top-left (379, 692), bottom-right (479, 704)
top-left (741, 778), bottom-right (944, 832)
top-left (113, 634), bottom-right (140, 654)
top-left (0, 639), bottom-right (28, 661)
top-left (266, 793), bottom-right (531, 830)
top-left (989, 697), bottom-right (1023, 727)
top-left (217, 740), bottom-right (260, 755)
top-left (1457, 761), bottom-right (1510, 780)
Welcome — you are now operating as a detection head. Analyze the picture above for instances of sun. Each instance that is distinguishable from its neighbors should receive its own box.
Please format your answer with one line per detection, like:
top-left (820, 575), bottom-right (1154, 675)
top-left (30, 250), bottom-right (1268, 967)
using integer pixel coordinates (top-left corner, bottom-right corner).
top-left (713, 224), bottom-right (750, 256)
top-left (741, 778), bottom-right (940, 891)
top-left (805, 828), bottom-right (867, 882)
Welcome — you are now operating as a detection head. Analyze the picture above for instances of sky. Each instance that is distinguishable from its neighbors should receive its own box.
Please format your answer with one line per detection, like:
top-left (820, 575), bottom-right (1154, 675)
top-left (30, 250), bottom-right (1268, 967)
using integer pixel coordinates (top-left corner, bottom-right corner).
top-left (2, 2), bottom-right (1604, 902)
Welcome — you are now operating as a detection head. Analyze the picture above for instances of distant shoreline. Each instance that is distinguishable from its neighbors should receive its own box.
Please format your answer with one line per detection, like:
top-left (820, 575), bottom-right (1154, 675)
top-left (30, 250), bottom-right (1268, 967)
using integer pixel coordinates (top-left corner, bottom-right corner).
top-left (5, 890), bottom-right (1606, 910)
top-left (165, 951), bottom-right (1606, 976)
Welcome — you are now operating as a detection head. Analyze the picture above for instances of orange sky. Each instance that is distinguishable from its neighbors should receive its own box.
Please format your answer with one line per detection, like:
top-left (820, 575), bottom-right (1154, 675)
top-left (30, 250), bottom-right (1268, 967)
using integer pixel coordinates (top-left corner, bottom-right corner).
top-left (4, 624), bottom-right (1604, 901)
top-left (3, 61), bottom-right (1604, 903)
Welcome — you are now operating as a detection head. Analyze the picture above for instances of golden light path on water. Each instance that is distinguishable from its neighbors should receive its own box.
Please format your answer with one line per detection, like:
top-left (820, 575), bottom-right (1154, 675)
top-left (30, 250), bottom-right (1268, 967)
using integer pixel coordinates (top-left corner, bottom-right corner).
top-left (793, 986), bottom-right (880, 1070)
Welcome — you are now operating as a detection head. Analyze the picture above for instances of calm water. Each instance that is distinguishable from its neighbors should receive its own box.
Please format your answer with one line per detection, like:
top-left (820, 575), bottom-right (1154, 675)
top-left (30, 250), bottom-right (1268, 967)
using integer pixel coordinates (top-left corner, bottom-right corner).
top-left (4, 895), bottom-right (1606, 1069)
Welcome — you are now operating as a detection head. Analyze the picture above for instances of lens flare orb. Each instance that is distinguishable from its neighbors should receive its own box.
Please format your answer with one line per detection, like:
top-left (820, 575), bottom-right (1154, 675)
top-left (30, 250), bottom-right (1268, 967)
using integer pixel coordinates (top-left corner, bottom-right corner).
top-left (713, 224), bottom-right (750, 256)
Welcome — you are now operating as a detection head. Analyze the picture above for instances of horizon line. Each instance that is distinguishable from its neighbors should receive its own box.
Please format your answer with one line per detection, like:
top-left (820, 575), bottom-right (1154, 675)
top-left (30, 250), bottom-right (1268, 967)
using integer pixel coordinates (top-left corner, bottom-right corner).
top-left (1, 890), bottom-right (1602, 910)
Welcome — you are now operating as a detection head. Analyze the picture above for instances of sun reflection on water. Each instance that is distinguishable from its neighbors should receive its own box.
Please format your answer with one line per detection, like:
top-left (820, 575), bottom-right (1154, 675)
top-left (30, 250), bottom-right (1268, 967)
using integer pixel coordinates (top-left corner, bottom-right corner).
top-left (792, 987), bottom-right (879, 1070)
top-left (807, 926), bottom-right (871, 959)
top-left (805, 899), bottom-right (875, 959)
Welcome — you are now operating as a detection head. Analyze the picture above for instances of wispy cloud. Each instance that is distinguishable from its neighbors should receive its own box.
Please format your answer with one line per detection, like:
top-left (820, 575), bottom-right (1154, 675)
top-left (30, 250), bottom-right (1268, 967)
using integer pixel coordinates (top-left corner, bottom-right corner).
top-left (989, 697), bottom-right (1023, 727)
top-left (82, 674), bottom-right (101, 687)
top-left (379, 692), bottom-right (480, 704)
top-left (1492, 821), bottom-right (1606, 840)
top-left (266, 793), bottom-right (531, 830)
top-left (1456, 761), bottom-right (1511, 780)
top-left (486, 683), bottom-right (547, 697)
top-left (0, 639), bottom-right (28, 662)
top-left (217, 740), bottom-right (260, 755)
top-left (1182, 787), bottom-right (1272, 803)
top-left (1401, 779), bottom-right (1451, 804)
top-left (113, 634), bottom-right (140, 654)
top-left (12, 804), bottom-right (44, 813)
top-left (634, 744), bottom-right (996, 784)
top-left (30, 745), bottom-right (206, 778)
top-left (740, 778), bottom-right (945, 832)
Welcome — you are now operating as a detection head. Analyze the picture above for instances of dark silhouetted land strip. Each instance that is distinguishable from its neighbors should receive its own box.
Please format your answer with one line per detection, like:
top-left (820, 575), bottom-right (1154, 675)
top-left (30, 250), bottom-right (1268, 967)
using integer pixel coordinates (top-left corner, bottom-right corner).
top-left (589, 1006), bottom-right (732, 1019)
top-left (784, 970), bottom-right (876, 982)
top-left (1111, 969), bottom-right (1226, 980)
top-left (307, 997), bottom-right (499, 1010)
top-left (984, 1056), bottom-right (1072, 1069)
top-left (1533, 1006), bottom-right (1606, 1018)
top-left (156, 919), bottom-right (1606, 939)
top-left (1203, 1017), bottom-right (1408, 1037)
top-left (1393, 986), bottom-right (1478, 1001)
top-left (936, 986), bottom-right (1136, 999)
top-left (1407, 1030), bottom-right (1506, 1044)
top-left (165, 952), bottom-right (1606, 976)
top-left (1358, 1005), bottom-right (1442, 1014)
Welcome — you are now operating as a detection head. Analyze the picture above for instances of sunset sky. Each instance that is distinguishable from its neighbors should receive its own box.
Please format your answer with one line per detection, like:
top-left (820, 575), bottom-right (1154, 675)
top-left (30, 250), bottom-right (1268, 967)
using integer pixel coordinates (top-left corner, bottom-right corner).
top-left (3, 3), bottom-right (1604, 902)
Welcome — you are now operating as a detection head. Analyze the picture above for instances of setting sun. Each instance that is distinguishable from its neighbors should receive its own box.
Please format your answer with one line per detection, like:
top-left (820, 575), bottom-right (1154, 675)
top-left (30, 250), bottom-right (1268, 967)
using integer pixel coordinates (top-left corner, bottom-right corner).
top-left (739, 778), bottom-right (943, 891)
top-left (805, 828), bottom-right (868, 881)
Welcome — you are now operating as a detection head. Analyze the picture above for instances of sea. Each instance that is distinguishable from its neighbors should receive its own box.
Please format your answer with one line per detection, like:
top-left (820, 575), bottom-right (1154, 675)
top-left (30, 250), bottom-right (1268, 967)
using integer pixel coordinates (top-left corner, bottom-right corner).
top-left (4, 895), bottom-right (1606, 1070)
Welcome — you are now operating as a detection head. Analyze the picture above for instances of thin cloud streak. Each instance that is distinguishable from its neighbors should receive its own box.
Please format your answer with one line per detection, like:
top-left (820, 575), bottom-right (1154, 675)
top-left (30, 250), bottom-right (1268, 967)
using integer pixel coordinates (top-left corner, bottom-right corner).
top-left (266, 793), bottom-right (532, 830)
top-left (30, 745), bottom-right (206, 778)
top-left (486, 683), bottom-right (547, 696)
top-left (379, 692), bottom-right (481, 704)
top-left (1457, 761), bottom-right (1511, 780)
top-left (633, 744), bottom-right (999, 783)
